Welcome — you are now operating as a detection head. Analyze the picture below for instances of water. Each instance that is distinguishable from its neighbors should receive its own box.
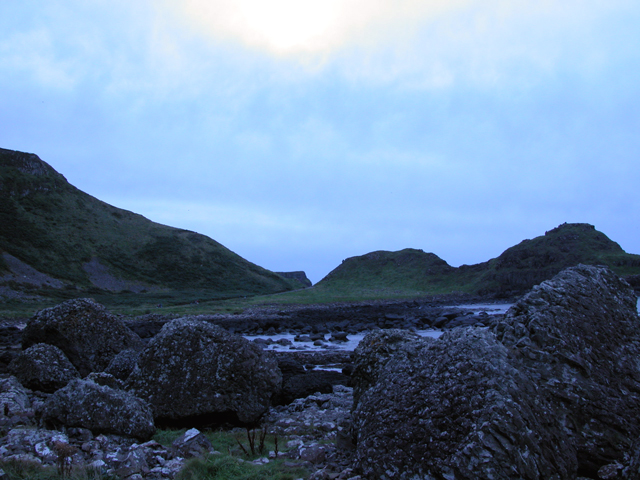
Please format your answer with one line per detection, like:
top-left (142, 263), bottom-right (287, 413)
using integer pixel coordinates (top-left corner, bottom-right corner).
top-left (246, 299), bottom-right (640, 354)
top-left (244, 303), bottom-right (513, 353)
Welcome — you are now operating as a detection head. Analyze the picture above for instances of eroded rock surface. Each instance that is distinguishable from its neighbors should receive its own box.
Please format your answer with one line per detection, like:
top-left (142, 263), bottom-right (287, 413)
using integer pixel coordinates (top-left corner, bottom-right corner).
top-left (22, 298), bottom-right (142, 376)
top-left (126, 318), bottom-right (282, 426)
top-left (43, 378), bottom-right (155, 440)
top-left (352, 265), bottom-right (640, 479)
top-left (9, 343), bottom-right (79, 393)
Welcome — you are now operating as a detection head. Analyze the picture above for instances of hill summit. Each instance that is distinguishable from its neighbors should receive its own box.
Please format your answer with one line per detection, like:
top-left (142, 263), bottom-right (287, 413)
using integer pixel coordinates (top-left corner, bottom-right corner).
top-left (0, 148), bottom-right (295, 299)
top-left (318, 223), bottom-right (640, 297)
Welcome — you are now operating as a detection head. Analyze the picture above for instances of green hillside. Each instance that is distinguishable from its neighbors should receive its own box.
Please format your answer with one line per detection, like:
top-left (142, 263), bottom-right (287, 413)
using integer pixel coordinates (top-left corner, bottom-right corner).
top-left (315, 223), bottom-right (640, 298)
top-left (317, 248), bottom-right (456, 296)
top-left (0, 148), bottom-right (295, 299)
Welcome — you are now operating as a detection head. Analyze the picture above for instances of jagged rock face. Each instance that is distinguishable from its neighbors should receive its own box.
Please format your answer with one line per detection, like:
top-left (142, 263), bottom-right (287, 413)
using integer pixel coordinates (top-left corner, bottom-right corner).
top-left (22, 298), bottom-right (143, 376)
top-left (352, 265), bottom-right (640, 479)
top-left (8, 343), bottom-right (79, 393)
top-left (126, 318), bottom-right (282, 425)
top-left (494, 264), bottom-right (640, 477)
top-left (42, 378), bottom-right (155, 440)
top-left (350, 329), bottom-right (424, 407)
top-left (353, 328), bottom-right (575, 480)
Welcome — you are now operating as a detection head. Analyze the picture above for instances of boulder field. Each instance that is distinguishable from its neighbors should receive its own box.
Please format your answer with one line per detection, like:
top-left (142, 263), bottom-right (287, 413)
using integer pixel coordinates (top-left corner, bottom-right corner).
top-left (1, 264), bottom-right (640, 479)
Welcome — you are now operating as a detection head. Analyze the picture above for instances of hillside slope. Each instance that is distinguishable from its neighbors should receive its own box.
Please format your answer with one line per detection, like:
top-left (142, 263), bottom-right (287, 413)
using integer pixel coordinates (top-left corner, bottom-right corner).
top-left (317, 224), bottom-right (640, 298)
top-left (0, 148), bottom-right (294, 298)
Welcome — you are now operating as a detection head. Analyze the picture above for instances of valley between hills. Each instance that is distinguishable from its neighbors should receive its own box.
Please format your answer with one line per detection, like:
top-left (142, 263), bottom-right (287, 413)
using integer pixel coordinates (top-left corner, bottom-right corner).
top-left (1, 147), bottom-right (640, 318)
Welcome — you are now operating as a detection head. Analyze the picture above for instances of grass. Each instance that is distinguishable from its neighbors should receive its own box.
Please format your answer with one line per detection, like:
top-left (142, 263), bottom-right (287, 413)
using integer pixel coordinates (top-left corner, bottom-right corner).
top-left (154, 428), bottom-right (310, 480)
top-left (0, 459), bottom-right (117, 480)
top-left (0, 148), bottom-right (297, 298)
top-left (176, 455), bottom-right (308, 480)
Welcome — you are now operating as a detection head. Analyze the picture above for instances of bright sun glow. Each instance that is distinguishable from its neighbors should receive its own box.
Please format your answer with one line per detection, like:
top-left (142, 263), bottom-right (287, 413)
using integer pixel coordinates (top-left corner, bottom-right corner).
top-left (176, 0), bottom-right (471, 58)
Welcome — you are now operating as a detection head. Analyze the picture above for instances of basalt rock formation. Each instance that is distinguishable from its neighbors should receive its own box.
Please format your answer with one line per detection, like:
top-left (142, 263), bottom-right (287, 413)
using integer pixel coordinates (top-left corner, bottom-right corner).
top-left (21, 298), bottom-right (143, 376)
top-left (126, 318), bottom-right (282, 426)
top-left (352, 264), bottom-right (640, 479)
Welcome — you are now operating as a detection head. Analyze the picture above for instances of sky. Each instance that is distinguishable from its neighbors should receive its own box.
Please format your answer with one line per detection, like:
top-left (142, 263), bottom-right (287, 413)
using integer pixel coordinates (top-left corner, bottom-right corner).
top-left (1, 1), bottom-right (639, 284)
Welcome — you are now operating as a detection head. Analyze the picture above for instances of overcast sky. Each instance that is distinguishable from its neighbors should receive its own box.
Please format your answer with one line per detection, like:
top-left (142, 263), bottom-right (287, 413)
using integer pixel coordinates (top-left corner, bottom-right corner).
top-left (1, 1), bottom-right (639, 283)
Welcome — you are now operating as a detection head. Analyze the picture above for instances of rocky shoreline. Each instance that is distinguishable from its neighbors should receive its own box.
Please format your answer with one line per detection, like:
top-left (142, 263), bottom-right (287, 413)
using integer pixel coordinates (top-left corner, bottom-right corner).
top-left (2, 265), bottom-right (640, 479)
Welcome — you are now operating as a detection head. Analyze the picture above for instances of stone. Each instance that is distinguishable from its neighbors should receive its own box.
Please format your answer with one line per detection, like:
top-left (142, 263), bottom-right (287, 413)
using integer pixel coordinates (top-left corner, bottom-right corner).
top-left (171, 428), bottom-right (213, 458)
top-left (22, 298), bottom-right (143, 376)
top-left (9, 343), bottom-right (80, 393)
top-left (104, 349), bottom-right (139, 381)
top-left (280, 371), bottom-right (351, 405)
top-left (352, 328), bottom-right (574, 480)
top-left (350, 329), bottom-right (426, 407)
top-left (42, 378), bottom-right (155, 440)
top-left (352, 265), bottom-right (640, 479)
top-left (126, 318), bottom-right (282, 425)
top-left (0, 376), bottom-right (31, 418)
top-left (494, 264), bottom-right (640, 477)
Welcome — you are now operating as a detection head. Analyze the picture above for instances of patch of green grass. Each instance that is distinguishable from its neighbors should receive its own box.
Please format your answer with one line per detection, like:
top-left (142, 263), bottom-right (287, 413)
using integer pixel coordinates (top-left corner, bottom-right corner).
top-left (176, 455), bottom-right (308, 480)
top-left (154, 428), bottom-right (309, 480)
top-left (0, 459), bottom-right (117, 480)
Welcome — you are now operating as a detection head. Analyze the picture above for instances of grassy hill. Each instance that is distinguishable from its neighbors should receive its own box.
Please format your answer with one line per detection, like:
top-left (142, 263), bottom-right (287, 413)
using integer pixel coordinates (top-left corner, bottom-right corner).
top-left (314, 223), bottom-right (640, 299)
top-left (0, 148), bottom-right (296, 302)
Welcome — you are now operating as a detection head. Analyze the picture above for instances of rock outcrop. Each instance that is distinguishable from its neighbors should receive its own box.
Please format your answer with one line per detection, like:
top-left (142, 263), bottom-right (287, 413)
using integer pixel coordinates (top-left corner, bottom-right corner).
top-left (126, 318), bottom-right (282, 426)
top-left (9, 343), bottom-right (79, 393)
top-left (494, 263), bottom-right (640, 477)
top-left (352, 264), bottom-right (640, 479)
top-left (22, 298), bottom-right (142, 376)
top-left (43, 378), bottom-right (155, 440)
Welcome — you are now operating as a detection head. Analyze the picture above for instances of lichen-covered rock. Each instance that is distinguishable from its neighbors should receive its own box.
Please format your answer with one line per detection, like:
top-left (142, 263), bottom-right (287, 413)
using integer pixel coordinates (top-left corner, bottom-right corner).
top-left (126, 318), bottom-right (282, 425)
top-left (104, 349), bottom-right (139, 381)
top-left (22, 299), bottom-right (142, 376)
top-left (353, 328), bottom-right (575, 479)
top-left (42, 378), bottom-right (155, 440)
top-left (351, 329), bottom-right (425, 407)
top-left (9, 343), bottom-right (79, 393)
top-left (494, 264), bottom-right (640, 477)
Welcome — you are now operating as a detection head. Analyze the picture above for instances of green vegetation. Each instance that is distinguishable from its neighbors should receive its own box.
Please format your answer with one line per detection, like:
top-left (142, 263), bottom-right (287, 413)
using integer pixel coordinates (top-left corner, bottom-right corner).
top-left (154, 428), bottom-right (310, 480)
top-left (0, 458), bottom-right (117, 480)
top-left (0, 148), bottom-right (297, 301)
top-left (176, 455), bottom-right (307, 480)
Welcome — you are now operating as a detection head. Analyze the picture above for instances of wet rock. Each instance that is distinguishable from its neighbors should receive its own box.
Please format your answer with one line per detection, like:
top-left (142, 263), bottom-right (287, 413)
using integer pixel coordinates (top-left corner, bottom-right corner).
top-left (43, 378), bottom-right (155, 440)
top-left (126, 318), bottom-right (282, 426)
top-left (22, 299), bottom-right (143, 376)
top-left (9, 343), bottom-right (79, 393)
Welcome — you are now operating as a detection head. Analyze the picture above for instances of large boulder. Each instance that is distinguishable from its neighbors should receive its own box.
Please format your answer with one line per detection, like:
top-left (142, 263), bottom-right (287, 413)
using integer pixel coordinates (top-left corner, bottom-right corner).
top-left (494, 264), bottom-right (640, 477)
top-left (350, 329), bottom-right (424, 407)
top-left (42, 378), bottom-right (155, 440)
top-left (352, 265), bottom-right (640, 479)
top-left (353, 328), bottom-right (575, 479)
top-left (22, 299), bottom-right (142, 376)
top-left (126, 318), bottom-right (282, 425)
top-left (9, 343), bottom-right (80, 393)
